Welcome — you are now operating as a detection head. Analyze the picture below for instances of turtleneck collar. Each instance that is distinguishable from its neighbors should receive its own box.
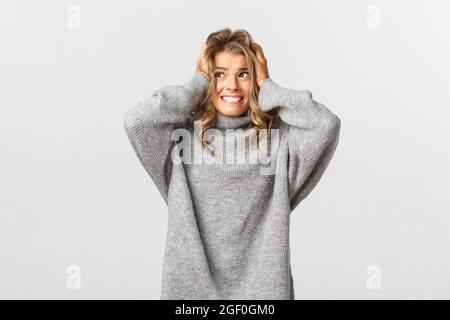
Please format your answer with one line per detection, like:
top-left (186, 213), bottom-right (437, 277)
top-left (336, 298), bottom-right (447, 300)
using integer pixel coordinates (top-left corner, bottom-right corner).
top-left (213, 111), bottom-right (252, 130)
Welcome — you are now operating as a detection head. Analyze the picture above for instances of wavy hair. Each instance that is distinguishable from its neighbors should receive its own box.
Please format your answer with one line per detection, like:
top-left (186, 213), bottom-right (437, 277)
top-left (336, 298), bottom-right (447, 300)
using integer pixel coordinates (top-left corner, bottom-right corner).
top-left (190, 28), bottom-right (279, 150)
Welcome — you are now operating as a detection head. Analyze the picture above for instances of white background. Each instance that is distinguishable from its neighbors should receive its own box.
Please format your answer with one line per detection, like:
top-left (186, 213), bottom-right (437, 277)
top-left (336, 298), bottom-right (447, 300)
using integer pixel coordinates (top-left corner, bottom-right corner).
top-left (1, 0), bottom-right (449, 299)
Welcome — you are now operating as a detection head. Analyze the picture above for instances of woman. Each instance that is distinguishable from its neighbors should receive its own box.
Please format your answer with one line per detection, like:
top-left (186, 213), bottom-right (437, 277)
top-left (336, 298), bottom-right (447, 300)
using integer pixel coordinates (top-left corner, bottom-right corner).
top-left (123, 28), bottom-right (341, 300)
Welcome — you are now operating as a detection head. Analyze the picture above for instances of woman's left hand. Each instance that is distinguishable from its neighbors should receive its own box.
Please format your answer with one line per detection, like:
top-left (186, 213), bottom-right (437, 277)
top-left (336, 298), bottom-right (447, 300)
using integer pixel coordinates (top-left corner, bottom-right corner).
top-left (196, 43), bottom-right (209, 78)
top-left (253, 42), bottom-right (270, 87)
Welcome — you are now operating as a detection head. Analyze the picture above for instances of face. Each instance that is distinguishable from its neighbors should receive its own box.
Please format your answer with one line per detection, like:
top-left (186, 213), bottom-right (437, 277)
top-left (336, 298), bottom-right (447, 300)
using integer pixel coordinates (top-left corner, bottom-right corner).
top-left (212, 51), bottom-right (251, 117)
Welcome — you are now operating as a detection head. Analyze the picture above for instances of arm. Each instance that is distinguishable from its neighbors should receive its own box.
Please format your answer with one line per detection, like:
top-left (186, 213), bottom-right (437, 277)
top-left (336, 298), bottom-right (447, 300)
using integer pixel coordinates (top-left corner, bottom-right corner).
top-left (123, 73), bottom-right (208, 205)
top-left (258, 78), bottom-right (341, 213)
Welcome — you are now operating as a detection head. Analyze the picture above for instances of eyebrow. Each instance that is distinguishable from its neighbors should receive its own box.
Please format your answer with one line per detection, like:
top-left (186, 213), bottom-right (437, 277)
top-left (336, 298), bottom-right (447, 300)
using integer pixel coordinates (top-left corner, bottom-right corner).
top-left (215, 66), bottom-right (249, 71)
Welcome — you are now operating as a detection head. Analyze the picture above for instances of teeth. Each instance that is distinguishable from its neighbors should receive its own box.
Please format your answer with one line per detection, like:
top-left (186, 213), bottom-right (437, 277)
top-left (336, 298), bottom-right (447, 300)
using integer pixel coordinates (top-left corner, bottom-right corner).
top-left (221, 96), bottom-right (242, 102)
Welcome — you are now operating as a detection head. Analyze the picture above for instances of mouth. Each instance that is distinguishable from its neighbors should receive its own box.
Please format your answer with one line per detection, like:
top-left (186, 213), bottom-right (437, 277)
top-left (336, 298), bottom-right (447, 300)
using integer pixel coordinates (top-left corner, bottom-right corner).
top-left (220, 95), bottom-right (244, 104)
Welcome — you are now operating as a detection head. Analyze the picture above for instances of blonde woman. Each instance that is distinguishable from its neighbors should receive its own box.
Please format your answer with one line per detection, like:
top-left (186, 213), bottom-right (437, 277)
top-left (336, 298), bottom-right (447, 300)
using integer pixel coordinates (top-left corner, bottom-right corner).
top-left (123, 28), bottom-right (341, 300)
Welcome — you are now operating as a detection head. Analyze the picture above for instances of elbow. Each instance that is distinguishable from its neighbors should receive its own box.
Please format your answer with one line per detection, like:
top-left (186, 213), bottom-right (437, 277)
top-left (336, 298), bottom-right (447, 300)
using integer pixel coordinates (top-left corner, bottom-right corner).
top-left (323, 113), bottom-right (341, 139)
top-left (123, 107), bottom-right (139, 138)
top-left (123, 109), bottom-right (132, 133)
top-left (311, 101), bottom-right (341, 132)
top-left (329, 113), bottom-right (341, 131)
top-left (122, 95), bottom-right (158, 137)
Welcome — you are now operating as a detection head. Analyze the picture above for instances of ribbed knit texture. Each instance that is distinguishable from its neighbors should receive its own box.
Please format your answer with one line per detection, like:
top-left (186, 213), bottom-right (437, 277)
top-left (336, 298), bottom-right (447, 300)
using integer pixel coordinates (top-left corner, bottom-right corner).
top-left (123, 73), bottom-right (341, 300)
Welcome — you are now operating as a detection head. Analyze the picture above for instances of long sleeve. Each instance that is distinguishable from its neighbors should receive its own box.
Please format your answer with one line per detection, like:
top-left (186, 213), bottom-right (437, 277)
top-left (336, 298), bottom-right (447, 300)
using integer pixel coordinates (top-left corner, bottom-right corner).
top-left (258, 78), bottom-right (341, 213)
top-left (123, 73), bottom-right (208, 205)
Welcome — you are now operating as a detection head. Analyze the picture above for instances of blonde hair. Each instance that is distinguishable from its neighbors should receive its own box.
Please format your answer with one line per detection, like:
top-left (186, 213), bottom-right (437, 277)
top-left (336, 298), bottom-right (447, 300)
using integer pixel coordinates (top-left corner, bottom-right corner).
top-left (190, 28), bottom-right (279, 150)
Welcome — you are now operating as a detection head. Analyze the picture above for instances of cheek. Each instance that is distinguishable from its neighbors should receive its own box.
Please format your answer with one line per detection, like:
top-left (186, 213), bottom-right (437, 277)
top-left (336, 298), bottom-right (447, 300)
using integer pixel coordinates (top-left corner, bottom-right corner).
top-left (243, 87), bottom-right (251, 99)
top-left (214, 86), bottom-right (222, 99)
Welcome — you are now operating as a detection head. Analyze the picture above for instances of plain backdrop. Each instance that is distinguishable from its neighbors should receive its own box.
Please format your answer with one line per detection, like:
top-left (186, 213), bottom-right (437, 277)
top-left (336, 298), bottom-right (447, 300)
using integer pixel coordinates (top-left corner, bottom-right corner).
top-left (1, 0), bottom-right (449, 299)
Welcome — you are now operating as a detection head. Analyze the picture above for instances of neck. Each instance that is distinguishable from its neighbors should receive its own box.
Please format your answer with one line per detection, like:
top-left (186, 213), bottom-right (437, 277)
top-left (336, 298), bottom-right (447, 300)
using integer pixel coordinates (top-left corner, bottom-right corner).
top-left (213, 111), bottom-right (252, 130)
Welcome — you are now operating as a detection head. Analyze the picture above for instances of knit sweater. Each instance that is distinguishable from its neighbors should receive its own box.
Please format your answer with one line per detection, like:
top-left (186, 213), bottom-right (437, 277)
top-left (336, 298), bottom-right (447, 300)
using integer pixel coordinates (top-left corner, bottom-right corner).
top-left (123, 72), bottom-right (341, 300)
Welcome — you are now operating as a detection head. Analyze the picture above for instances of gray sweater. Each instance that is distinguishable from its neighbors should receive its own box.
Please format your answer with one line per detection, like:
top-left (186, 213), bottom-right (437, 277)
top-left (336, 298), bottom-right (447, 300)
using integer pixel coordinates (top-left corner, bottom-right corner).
top-left (123, 73), bottom-right (341, 299)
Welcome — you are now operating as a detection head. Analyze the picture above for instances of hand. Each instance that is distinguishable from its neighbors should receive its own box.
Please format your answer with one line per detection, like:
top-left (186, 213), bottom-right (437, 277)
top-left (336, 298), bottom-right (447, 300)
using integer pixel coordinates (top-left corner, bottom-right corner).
top-left (253, 42), bottom-right (270, 87)
top-left (196, 43), bottom-right (209, 78)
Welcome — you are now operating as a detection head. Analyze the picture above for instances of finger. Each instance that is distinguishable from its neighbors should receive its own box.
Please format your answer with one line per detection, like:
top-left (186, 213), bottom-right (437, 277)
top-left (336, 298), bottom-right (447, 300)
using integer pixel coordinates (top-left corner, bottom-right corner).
top-left (255, 48), bottom-right (264, 62)
top-left (253, 43), bottom-right (265, 60)
top-left (257, 45), bottom-right (265, 58)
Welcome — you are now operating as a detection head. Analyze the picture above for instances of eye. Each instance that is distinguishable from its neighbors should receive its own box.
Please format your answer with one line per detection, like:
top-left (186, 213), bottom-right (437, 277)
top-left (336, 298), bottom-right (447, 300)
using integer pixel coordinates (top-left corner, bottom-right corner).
top-left (214, 71), bottom-right (249, 78)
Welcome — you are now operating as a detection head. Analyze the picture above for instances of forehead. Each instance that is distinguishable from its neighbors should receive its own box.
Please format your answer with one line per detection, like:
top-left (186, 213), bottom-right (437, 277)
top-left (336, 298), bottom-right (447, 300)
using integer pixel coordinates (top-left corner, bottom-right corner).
top-left (214, 51), bottom-right (248, 70)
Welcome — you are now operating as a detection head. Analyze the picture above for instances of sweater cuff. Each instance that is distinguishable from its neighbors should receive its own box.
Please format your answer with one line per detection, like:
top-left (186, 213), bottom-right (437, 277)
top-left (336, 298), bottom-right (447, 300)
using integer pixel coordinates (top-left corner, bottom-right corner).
top-left (183, 72), bottom-right (208, 106)
top-left (257, 78), bottom-right (285, 112)
top-left (258, 78), bottom-right (315, 112)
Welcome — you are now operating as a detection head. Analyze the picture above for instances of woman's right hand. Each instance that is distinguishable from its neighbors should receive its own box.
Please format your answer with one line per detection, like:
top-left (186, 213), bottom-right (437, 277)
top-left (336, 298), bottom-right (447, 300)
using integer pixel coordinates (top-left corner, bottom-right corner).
top-left (253, 42), bottom-right (270, 88)
top-left (196, 43), bottom-right (209, 78)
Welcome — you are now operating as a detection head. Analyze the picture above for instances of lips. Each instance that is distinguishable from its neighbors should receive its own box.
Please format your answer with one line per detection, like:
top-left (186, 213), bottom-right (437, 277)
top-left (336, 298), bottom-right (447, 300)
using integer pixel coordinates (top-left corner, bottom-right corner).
top-left (220, 95), bottom-right (243, 103)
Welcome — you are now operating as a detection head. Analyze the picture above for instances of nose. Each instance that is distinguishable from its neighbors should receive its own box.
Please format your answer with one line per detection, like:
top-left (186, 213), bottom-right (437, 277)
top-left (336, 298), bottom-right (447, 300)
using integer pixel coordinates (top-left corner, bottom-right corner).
top-left (225, 76), bottom-right (239, 91)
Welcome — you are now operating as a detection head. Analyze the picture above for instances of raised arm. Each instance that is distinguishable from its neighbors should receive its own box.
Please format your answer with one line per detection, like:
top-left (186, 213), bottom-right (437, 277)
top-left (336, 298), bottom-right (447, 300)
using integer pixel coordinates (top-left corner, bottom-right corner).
top-left (258, 78), bottom-right (341, 213)
top-left (123, 73), bottom-right (208, 204)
